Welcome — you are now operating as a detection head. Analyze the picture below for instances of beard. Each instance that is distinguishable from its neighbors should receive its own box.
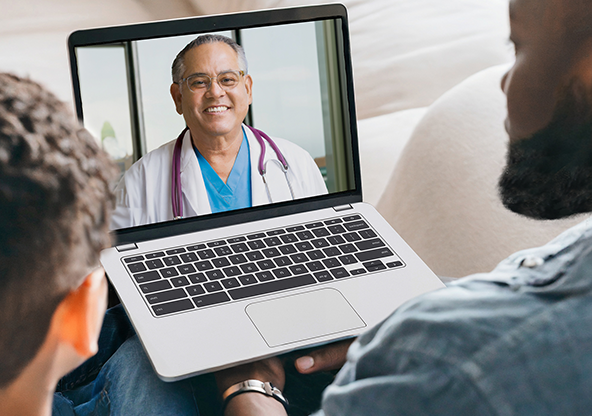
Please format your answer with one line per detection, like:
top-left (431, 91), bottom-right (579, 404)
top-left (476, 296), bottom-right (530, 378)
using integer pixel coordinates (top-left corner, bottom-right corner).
top-left (499, 79), bottom-right (592, 220)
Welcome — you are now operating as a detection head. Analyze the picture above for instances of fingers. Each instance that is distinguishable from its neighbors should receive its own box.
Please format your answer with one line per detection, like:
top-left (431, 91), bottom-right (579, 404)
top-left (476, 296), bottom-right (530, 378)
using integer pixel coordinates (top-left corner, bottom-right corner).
top-left (294, 338), bottom-right (354, 374)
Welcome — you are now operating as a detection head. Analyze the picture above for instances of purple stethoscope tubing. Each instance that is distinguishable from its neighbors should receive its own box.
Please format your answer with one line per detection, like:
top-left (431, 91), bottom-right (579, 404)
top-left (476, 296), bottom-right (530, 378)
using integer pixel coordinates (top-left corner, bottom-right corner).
top-left (171, 125), bottom-right (291, 219)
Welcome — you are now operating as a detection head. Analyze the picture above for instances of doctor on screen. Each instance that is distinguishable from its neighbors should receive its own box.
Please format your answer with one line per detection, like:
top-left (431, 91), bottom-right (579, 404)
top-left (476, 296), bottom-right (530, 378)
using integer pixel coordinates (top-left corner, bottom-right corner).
top-left (111, 34), bottom-right (328, 229)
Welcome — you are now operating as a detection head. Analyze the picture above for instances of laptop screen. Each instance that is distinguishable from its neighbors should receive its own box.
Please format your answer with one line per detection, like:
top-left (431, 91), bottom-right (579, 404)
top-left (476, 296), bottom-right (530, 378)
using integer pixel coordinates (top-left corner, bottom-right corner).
top-left (69, 4), bottom-right (361, 244)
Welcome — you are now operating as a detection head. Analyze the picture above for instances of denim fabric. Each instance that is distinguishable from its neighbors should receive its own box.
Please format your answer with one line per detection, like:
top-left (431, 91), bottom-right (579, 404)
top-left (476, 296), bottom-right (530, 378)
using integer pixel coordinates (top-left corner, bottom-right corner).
top-left (314, 217), bottom-right (592, 416)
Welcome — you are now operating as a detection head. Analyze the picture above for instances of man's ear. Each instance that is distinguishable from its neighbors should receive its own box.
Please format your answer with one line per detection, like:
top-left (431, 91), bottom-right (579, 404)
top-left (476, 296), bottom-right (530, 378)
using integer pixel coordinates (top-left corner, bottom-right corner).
top-left (51, 268), bottom-right (108, 359)
top-left (171, 83), bottom-right (184, 115)
top-left (245, 74), bottom-right (253, 106)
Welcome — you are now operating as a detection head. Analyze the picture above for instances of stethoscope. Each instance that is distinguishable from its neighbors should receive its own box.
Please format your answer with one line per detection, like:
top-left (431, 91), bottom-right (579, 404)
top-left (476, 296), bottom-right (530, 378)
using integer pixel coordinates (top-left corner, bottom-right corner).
top-left (171, 125), bottom-right (294, 219)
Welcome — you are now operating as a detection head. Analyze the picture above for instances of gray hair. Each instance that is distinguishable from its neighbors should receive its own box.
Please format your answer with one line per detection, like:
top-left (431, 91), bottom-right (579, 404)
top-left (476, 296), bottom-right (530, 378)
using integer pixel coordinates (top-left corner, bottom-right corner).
top-left (171, 34), bottom-right (248, 83)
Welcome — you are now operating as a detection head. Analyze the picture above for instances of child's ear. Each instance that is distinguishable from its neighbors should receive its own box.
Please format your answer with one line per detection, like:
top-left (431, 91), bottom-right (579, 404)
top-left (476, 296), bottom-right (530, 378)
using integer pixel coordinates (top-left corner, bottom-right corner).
top-left (51, 268), bottom-right (108, 358)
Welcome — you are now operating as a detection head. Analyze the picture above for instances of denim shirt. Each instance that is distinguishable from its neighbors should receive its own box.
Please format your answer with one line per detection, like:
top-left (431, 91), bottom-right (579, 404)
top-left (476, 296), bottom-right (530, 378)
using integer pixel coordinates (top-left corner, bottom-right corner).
top-left (316, 216), bottom-right (592, 416)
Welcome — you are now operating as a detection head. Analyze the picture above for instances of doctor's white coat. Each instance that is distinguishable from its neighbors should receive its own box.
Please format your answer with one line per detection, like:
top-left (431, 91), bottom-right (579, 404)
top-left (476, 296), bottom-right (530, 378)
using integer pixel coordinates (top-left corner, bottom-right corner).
top-left (111, 126), bottom-right (328, 229)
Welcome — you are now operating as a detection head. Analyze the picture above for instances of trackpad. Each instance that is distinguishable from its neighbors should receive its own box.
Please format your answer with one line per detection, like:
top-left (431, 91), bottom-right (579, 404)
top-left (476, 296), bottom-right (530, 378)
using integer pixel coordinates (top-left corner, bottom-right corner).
top-left (245, 289), bottom-right (366, 347)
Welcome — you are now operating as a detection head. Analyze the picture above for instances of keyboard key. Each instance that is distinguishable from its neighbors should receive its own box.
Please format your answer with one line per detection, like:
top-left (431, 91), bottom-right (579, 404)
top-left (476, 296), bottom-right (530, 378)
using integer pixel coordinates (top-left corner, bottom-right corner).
top-left (264, 237), bottom-right (282, 246)
top-left (187, 284), bottom-right (205, 296)
top-left (222, 278), bottom-right (241, 289)
top-left (124, 256), bottom-right (144, 263)
top-left (241, 263), bottom-right (259, 273)
top-left (274, 257), bottom-right (292, 267)
top-left (152, 299), bottom-right (194, 316)
top-left (308, 250), bottom-right (325, 260)
top-left (295, 242), bottom-right (313, 251)
top-left (386, 261), bottom-right (404, 268)
top-left (314, 271), bottom-right (333, 282)
top-left (206, 270), bottom-right (225, 280)
top-left (163, 256), bottom-right (181, 266)
top-left (188, 273), bottom-right (207, 284)
top-left (172, 276), bottom-right (190, 287)
top-left (359, 229), bottom-right (378, 239)
top-left (197, 249), bottom-right (215, 259)
top-left (339, 255), bottom-right (358, 265)
top-left (289, 265), bottom-right (308, 275)
top-left (324, 218), bottom-right (343, 225)
top-left (193, 292), bottom-right (230, 307)
top-left (195, 260), bottom-right (213, 271)
top-left (343, 215), bottom-right (361, 222)
top-left (306, 261), bottom-right (324, 271)
top-left (227, 236), bottom-right (246, 243)
top-left (355, 238), bottom-right (385, 251)
top-left (228, 275), bottom-right (316, 300)
top-left (208, 240), bottom-right (226, 247)
top-left (311, 238), bottom-right (329, 248)
top-left (286, 225), bottom-right (305, 232)
top-left (229, 254), bottom-right (247, 264)
top-left (273, 268), bottom-right (292, 278)
top-left (160, 267), bottom-right (179, 278)
top-left (306, 222), bottom-right (324, 229)
top-left (330, 267), bottom-right (349, 279)
top-left (180, 253), bottom-right (198, 263)
top-left (127, 262), bottom-right (146, 273)
top-left (140, 280), bottom-right (172, 293)
top-left (146, 288), bottom-right (187, 304)
top-left (214, 246), bottom-right (233, 256)
top-left (290, 253), bottom-right (309, 263)
top-left (186, 244), bottom-right (206, 251)
top-left (246, 251), bottom-right (264, 261)
top-left (146, 259), bottom-right (164, 269)
top-left (328, 225), bottom-right (346, 234)
top-left (312, 228), bottom-right (330, 237)
top-left (247, 233), bottom-right (266, 240)
top-left (327, 235), bottom-right (346, 245)
top-left (212, 258), bottom-right (231, 268)
top-left (280, 234), bottom-right (298, 244)
top-left (239, 275), bottom-right (258, 285)
top-left (322, 258), bottom-right (341, 268)
top-left (256, 271), bottom-right (275, 281)
top-left (279, 245), bottom-right (297, 255)
top-left (257, 259), bottom-right (275, 270)
top-left (134, 271), bottom-right (162, 284)
top-left (204, 281), bottom-right (223, 292)
top-left (177, 264), bottom-right (196, 274)
top-left (166, 248), bottom-right (186, 255)
top-left (223, 266), bottom-right (241, 277)
top-left (355, 248), bottom-right (394, 262)
top-left (247, 240), bottom-right (266, 250)
top-left (296, 231), bottom-right (314, 240)
top-left (145, 252), bottom-right (165, 259)
top-left (350, 268), bottom-right (366, 275)
top-left (343, 220), bottom-right (369, 232)
top-left (267, 229), bottom-right (286, 236)
top-left (363, 260), bottom-right (387, 272)
top-left (231, 243), bottom-right (249, 253)
top-left (338, 244), bottom-right (357, 254)
top-left (343, 232), bottom-right (361, 242)
top-left (323, 247), bottom-right (341, 257)
top-left (262, 248), bottom-right (281, 258)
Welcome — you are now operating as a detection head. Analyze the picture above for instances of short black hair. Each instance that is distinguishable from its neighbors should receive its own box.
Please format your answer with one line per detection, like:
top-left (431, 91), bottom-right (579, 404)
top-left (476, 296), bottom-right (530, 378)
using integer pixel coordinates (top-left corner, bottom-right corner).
top-left (0, 73), bottom-right (117, 387)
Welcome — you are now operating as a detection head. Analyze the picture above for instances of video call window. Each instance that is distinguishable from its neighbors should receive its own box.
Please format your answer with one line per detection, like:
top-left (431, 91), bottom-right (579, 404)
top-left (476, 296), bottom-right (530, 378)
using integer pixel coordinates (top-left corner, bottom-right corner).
top-left (75, 19), bottom-right (352, 194)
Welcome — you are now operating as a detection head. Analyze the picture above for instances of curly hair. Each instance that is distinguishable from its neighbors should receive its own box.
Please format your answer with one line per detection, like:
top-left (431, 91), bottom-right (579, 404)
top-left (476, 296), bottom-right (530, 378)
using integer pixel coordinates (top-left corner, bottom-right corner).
top-left (0, 73), bottom-right (117, 387)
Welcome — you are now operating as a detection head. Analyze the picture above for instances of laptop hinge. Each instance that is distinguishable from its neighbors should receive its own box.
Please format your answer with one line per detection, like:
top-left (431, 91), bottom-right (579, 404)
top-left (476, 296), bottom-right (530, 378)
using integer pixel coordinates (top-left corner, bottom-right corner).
top-left (333, 204), bottom-right (353, 212)
top-left (115, 243), bottom-right (139, 252)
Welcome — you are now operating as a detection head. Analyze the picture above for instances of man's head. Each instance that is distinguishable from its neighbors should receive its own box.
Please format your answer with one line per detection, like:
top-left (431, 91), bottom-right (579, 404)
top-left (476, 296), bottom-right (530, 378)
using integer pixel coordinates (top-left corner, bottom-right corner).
top-left (170, 35), bottom-right (253, 143)
top-left (499, 0), bottom-right (592, 219)
top-left (0, 73), bottom-right (116, 388)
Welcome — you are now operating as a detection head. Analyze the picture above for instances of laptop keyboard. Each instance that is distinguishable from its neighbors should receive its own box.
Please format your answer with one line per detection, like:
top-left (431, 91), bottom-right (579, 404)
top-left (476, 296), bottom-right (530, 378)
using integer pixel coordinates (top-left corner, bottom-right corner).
top-left (122, 215), bottom-right (405, 317)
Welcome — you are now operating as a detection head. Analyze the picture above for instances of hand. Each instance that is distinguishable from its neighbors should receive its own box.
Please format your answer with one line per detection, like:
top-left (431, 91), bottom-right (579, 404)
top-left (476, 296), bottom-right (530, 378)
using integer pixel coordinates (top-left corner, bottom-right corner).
top-left (215, 356), bottom-right (286, 394)
top-left (294, 338), bottom-right (355, 374)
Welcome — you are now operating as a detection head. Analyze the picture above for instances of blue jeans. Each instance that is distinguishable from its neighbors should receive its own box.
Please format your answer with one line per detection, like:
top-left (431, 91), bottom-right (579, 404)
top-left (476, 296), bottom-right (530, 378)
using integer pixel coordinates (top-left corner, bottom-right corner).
top-left (52, 305), bottom-right (200, 416)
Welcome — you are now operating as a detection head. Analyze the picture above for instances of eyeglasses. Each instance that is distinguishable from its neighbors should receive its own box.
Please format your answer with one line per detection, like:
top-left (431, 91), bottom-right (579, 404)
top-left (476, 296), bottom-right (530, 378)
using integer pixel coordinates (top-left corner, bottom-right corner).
top-left (179, 70), bottom-right (245, 93)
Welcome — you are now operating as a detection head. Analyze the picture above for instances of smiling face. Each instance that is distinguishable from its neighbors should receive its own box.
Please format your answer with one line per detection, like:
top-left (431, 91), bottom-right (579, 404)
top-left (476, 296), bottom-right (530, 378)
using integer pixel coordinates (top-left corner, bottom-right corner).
top-left (170, 42), bottom-right (253, 145)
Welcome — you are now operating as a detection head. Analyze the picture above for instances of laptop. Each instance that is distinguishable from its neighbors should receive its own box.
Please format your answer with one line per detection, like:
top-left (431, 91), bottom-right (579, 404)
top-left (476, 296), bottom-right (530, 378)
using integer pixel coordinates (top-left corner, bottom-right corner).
top-left (68, 3), bottom-right (444, 382)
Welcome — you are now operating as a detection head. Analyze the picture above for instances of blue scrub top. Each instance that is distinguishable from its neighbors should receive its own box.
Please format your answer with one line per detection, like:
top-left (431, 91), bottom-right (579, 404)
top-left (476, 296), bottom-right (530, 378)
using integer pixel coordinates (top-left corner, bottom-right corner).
top-left (194, 131), bottom-right (252, 213)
